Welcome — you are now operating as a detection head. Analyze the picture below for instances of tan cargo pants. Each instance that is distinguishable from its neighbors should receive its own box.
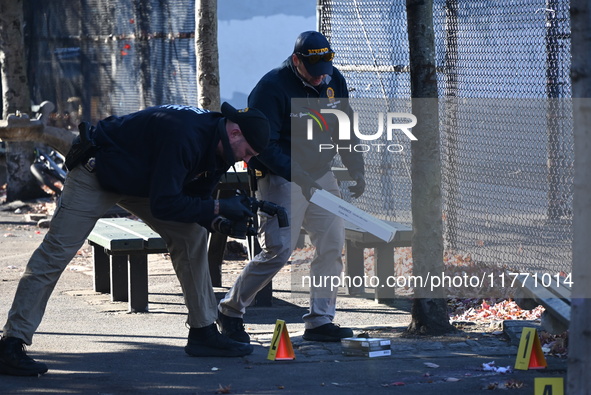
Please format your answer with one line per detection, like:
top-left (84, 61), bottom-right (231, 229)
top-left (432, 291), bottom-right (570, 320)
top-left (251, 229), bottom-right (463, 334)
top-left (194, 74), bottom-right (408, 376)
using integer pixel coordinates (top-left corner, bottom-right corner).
top-left (2, 165), bottom-right (216, 345)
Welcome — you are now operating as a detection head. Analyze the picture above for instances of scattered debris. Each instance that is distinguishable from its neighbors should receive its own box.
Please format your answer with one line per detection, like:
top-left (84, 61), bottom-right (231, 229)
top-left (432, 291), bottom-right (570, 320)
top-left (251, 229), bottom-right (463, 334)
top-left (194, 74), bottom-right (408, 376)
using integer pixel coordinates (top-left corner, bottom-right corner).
top-left (482, 361), bottom-right (511, 374)
top-left (484, 379), bottom-right (525, 390)
top-left (450, 299), bottom-right (544, 323)
top-left (37, 219), bottom-right (51, 228)
top-left (387, 382), bottom-right (406, 386)
top-left (215, 384), bottom-right (232, 394)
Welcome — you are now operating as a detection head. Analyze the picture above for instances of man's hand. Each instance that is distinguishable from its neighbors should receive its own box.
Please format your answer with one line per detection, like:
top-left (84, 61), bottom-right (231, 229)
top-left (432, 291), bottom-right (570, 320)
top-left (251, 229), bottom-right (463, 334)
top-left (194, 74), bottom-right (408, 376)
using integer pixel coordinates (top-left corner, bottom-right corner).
top-left (348, 173), bottom-right (365, 198)
top-left (218, 196), bottom-right (254, 221)
top-left (293, 172), bottom-right (321, 201)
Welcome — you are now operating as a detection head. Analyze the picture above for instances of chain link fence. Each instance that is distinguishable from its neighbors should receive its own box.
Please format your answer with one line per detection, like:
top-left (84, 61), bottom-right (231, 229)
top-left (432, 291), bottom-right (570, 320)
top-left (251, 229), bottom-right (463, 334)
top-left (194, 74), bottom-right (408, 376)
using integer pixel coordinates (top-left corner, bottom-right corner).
top-left (21, 0), bottom-right (573, 275)
top-left (24, 0), bottom-right (197, 129)
top-left (319, 0), bottom-right (572, 275)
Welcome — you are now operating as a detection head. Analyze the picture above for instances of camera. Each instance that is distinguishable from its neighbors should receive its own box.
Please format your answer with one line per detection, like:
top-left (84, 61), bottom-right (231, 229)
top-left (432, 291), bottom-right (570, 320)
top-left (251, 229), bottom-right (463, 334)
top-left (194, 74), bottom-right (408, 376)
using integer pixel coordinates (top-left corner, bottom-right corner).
top-left (212, 197), bottom-right (289, 239)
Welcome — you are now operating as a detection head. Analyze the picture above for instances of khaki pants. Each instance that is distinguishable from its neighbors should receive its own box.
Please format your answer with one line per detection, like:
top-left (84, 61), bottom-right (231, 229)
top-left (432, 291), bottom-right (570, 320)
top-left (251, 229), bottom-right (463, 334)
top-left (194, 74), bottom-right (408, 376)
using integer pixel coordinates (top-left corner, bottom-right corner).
top-left (2, 166), bottom-right (216, 345)
top-left (219, 172), bottom-right (345, 329)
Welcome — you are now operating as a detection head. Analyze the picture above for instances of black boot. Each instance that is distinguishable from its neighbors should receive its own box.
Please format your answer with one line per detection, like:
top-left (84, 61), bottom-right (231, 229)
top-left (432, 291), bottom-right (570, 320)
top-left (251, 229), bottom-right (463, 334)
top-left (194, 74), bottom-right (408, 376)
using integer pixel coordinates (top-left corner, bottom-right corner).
top-left (185, 324), bottom-right (253, 357)
top-left (217, 311), bottom-right (250, 343)
top-left (303, 323), bottom-right (354, 342)
top-left (0, 336), bottom-right (48, 376)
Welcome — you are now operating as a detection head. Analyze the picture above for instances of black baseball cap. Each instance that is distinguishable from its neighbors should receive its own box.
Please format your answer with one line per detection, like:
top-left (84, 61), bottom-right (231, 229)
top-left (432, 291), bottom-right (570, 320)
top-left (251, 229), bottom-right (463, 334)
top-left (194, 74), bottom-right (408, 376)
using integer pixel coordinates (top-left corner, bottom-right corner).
top-left (293, 31), bottom-right (334, 77)
top-left (221, 102), bottom-right (270, 154)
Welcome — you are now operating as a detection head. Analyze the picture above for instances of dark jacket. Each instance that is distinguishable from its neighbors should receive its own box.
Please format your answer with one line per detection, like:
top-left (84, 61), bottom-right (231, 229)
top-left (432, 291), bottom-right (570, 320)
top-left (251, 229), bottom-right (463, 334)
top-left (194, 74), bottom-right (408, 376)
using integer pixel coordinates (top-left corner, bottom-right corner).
top-left (247, 57), bottom-right (364, 181)
top-left (93, 105), bottom-right (229, 227)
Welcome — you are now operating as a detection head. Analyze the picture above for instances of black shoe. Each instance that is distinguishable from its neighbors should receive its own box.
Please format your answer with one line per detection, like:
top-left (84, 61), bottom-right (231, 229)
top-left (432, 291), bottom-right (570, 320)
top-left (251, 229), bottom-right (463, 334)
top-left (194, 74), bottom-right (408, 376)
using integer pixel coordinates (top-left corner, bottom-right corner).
top-left (185, 324), bottom-right (253, 357)
top-left (0, 337), bottom-right (48, 376)
top-left (217, 312), bottom-right (250, 344)
top-left (303, 323), bottom-right (354, 342)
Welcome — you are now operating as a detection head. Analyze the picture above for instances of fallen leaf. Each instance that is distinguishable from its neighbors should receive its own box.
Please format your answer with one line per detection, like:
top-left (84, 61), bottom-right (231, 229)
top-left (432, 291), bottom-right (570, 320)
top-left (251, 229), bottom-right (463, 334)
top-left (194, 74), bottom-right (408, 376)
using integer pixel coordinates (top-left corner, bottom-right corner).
top-left (215, 384), bottom-right (232, 394)
top-left (485, 382), bottom-right (498, 390)
top-left (505, 379), bottom-right (524, 389)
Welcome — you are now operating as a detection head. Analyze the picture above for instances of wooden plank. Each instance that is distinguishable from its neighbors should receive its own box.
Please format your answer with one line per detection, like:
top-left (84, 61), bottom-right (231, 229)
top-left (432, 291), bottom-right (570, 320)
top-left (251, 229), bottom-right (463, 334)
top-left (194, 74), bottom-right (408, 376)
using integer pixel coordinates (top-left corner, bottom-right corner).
top-left (518, 274), bottom-right (570, 326)
top-left (128, 254), bottom-right (149, 312)
top-left (88, 218), bottom-right (168, 252)
top-left (546, 277), bottom-right (571, 301)
top-left (88, 220), bottom-right (145, 251)
top-left (91, 243), bottom-right (110, 293)
top-left (345, 239), bottom-right (365, 295)
top-left (110, 255), bottom-right (129, 302)
top-left (518, 274), bottom-right (571, 303)
top-left (105, 218), bottom-right (167, 250)
top-left (537, 297), bottom-right (570, 327)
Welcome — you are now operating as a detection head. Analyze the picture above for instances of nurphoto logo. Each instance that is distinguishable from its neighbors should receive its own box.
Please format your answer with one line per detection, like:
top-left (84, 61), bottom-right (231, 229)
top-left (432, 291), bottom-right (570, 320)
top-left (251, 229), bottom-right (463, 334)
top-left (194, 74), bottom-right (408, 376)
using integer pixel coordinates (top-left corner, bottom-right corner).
top-left (305, 109), bottom-right (418, 153)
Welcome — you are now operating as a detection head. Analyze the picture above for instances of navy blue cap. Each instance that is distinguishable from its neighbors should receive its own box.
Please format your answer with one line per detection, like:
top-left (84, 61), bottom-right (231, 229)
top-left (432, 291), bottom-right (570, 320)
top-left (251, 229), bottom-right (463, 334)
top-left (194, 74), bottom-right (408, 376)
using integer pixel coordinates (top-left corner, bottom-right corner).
top-left (293, 31), bottom-right (334, 77)
top-left (221, 102), bottom-right (270, 154)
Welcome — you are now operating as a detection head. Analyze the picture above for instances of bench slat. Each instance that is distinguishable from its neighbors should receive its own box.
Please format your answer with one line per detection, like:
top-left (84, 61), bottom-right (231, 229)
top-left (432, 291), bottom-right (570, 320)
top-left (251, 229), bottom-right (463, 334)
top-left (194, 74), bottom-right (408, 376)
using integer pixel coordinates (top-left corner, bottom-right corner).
top-left (518, 274), bottom-right (570, 327)
top-left (87, 230), bottom-right (145, 251)
top-left (88, 218), bottom-right (169, 313)
top-left (547, 277), bottom-right (571, 301)
top-left (344, 220), bottom-right (412, 246)
top-left (100, 218), bottom-right (167, 250)
top-left (88, 218), bottom-right (167, 252)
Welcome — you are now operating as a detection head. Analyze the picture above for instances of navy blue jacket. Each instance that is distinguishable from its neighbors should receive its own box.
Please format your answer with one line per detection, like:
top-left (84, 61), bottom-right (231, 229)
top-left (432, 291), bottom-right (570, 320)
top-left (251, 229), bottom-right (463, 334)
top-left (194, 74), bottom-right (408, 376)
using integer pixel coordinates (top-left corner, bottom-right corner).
top-left (247, 57), bottom-right (364, 181)
top-left (93, 105), bottom-right (229, 228)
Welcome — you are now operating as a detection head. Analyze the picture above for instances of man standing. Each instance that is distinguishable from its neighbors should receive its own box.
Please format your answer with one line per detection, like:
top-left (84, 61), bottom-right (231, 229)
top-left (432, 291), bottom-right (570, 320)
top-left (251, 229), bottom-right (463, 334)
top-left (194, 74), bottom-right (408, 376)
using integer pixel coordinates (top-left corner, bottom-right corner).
top-left (218, 31), bottom-right (365, 343)
top-left (0, 103), bottom-right (270, 376)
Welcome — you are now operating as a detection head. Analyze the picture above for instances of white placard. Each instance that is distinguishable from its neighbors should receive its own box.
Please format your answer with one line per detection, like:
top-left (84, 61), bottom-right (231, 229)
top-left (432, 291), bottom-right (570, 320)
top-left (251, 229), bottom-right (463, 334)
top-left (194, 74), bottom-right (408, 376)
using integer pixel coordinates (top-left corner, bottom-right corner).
top-left (310, 189), bottom-right (396, 242)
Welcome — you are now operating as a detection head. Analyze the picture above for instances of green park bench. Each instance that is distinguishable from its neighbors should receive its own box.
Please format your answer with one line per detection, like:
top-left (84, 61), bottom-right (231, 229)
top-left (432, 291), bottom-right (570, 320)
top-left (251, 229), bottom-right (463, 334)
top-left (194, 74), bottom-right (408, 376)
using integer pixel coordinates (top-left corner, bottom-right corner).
top-left (343, 221), bottom-right (412, 302)
top-left (87, 218), bottom-right (168, 312)
top-left (87, 217), bottom-right (413, 312)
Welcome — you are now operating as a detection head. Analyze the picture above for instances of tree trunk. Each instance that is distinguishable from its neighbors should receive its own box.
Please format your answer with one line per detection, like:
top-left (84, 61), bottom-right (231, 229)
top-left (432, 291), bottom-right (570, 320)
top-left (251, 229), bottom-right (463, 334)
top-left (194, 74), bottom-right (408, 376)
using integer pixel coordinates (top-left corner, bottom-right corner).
top-left (195, 0), bottom-right (220, 111)
top-left (405, 0), bottom-right (454, 335)
top-left (134, 0), bottom-right (152, 109)
top-left (0, 0), bottom-right (45, 201)
top-left (567, 1), bottom-right (591, 393)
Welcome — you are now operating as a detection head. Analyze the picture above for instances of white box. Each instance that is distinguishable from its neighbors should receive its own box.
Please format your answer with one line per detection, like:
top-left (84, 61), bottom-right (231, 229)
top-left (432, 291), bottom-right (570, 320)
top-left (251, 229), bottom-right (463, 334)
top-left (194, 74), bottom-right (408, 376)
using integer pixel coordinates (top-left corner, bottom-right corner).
top-left (342, 348), bottom-right (392, 358)
top-left (341, 337), bottom-right (391, 351)
top-left (310, 189), bottom-right (397, 242)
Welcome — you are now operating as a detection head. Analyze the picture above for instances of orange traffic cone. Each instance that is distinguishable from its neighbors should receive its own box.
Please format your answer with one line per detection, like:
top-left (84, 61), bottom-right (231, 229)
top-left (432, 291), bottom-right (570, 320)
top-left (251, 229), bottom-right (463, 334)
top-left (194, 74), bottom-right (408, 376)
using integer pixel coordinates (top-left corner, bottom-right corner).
top-left (267, 319), bottom-right (295, 360)
top-left (275, 330), bottom-right (295, 360)
top-left (528, 344), bottom-right (547, 369)
top-left (514, 327), bottom-right (547, 370)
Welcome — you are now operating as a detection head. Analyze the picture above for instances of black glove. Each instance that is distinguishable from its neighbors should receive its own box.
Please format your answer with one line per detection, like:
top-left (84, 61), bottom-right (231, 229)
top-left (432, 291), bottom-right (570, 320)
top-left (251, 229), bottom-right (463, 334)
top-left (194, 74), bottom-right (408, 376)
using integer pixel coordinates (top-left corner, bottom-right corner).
top-left (293, 172), bottom-right (321, 201)
top-left (218, 195), bottom-right (254, 221)
top-left (348, 172), bottom-right (366, 198)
